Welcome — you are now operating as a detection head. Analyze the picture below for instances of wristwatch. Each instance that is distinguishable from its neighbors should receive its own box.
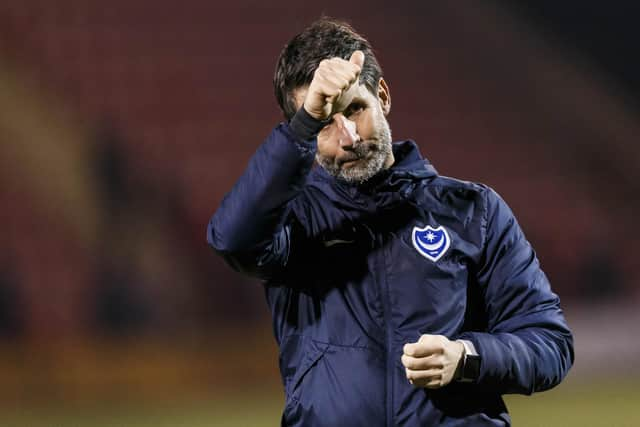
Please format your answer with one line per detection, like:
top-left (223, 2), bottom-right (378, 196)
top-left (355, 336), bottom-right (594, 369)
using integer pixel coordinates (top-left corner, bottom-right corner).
top-left (456, 340), bottom-right (481, 383)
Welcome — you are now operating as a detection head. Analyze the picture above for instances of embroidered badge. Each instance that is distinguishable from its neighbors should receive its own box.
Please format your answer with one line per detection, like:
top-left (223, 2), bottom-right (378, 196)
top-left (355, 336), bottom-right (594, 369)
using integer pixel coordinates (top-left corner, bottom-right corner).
top-left (412, 225), bottom-right (451, 262)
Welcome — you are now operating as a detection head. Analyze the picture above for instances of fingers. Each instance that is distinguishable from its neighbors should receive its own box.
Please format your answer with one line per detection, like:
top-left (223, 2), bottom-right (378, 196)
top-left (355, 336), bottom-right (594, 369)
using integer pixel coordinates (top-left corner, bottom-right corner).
top-left (317, 59), bottom-right (361, 88)
top-left (313, 60), bottom-right (361, 107)
top-left (406, 371), bottom-right (446, 389)
top-left (401, 351), bottom-right (444, 388)
top-left (303, 51), bottom-right (364, 120)
top-left (349, 50), bottom-right (365, 68)
top-left (317, 71), bottom-right (356, 103)
top-left (401, 354), bottom-right (442, 370)
top-left (403, 335), bottom-right (447, 358)
top-left (401, 335), bottom-right (465, 389)
top-left (405, 367), bottom-right (442, 384)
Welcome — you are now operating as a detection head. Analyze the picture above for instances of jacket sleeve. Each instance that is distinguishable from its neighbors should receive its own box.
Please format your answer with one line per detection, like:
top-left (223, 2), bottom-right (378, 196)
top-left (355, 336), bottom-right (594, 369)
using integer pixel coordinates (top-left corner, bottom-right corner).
top-left (458, 188), bottom-right (574, 394)
top-left (206, 122), bottom-right (316, 280)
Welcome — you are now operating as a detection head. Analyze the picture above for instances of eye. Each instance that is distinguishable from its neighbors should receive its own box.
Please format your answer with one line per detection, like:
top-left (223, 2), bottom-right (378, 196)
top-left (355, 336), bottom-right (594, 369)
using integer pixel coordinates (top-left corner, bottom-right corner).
top-left (344, 103), bottom-right (365, 118)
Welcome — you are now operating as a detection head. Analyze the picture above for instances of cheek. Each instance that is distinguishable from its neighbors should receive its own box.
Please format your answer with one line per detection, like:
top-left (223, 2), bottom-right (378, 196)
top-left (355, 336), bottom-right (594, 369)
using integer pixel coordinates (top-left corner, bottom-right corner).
top-left (353, 111), bottom-right (376, 140)
top-left (317, 131), bottom-right (339, 160)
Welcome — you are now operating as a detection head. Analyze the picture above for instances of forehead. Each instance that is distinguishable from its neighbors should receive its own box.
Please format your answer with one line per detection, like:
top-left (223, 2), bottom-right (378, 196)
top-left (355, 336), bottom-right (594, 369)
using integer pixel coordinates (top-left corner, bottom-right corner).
top-left (292, 84), bottom-right (374, 111)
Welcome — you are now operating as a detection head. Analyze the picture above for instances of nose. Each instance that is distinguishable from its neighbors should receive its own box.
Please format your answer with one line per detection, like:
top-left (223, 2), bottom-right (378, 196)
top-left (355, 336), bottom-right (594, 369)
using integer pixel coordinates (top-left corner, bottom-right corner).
top-left (333, 113), bottom-right (360, 149)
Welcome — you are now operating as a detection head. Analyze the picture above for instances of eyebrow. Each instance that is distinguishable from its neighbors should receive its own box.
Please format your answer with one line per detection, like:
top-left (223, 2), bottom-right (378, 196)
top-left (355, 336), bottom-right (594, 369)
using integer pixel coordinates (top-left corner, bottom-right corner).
top-left (319, 97), bottom-right (370, 127)
top-left (348, 97), bottom-right (367, 105)
top-left (336, 97), bottom-right (367, 114)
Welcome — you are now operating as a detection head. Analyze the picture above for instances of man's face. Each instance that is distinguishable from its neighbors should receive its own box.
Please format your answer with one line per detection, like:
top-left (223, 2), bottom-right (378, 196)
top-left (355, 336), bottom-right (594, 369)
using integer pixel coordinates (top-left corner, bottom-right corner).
top-left (293, 81), bottom-right (393, 184)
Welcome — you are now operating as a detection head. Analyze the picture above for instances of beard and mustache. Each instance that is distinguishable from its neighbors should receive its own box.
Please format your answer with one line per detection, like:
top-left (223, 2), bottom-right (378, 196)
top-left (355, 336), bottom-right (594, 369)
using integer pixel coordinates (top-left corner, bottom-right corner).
top-left (315, 106), bottom-right (392, 184)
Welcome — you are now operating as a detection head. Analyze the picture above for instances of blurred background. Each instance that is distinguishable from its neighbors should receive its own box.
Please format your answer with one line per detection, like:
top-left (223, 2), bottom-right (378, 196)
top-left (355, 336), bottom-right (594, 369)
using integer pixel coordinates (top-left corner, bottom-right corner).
top-left (0, 1), bottom-right (638, 426)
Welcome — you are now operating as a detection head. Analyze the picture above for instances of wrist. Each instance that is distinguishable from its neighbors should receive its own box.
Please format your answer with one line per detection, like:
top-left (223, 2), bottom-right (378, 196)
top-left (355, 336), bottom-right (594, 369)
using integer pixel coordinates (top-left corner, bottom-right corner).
top-left (303, 105), bottom-right (328, 121)
top-left (453, 341), bottom-right (466, 381)
top-left (455, 339), bottom-right (481, 383)
top-left (289, 107), bottom-right (330, 141)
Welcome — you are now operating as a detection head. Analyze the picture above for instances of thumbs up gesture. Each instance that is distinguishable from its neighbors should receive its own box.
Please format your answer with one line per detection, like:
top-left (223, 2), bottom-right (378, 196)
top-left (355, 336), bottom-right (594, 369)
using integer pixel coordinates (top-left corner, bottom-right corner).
top-left (303, 50), bottom-right (364, 120)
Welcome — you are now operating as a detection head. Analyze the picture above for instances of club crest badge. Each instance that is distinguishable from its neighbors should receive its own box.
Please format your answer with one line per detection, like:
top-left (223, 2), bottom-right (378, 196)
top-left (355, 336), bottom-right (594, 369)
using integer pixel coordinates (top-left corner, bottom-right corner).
top-left (412, 225), bottom-right (451, 262)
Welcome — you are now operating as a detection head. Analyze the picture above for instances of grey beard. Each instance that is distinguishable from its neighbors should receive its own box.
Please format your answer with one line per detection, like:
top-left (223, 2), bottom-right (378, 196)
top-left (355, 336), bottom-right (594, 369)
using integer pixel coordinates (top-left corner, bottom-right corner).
top-left (317, 114), bottom-right (392, 184)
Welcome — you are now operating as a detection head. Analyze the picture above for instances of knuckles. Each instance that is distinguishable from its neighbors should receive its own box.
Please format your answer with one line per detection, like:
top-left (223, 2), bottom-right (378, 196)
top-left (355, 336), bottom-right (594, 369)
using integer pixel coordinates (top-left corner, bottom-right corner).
top-left (418, 334), bottom-right (447, 353)
top-left (310, 57), bottom-right (360, 102)
top-left (401, 354), bottom-right (415, 369)
top-left (402, 336), bottom-right (455, 390)
top-left (317, 57), bottom-right (359, 74)
top-left (406, 369), bottom-right (444, 389)
top-left (402, 344), bottom-right (413, 356)
top-left (419, 334), bottom-right (446, 344)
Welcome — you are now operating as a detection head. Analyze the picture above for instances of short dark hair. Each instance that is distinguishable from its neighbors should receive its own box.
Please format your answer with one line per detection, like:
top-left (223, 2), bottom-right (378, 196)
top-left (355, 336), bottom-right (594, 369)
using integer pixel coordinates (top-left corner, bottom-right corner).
top-left (274, 17), bottom-right (383, 120)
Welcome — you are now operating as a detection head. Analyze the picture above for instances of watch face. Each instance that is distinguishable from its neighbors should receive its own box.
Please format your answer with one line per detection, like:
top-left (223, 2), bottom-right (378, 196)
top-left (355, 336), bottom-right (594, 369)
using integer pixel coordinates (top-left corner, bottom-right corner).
top-left (462, 354), bottom-right (481, 382)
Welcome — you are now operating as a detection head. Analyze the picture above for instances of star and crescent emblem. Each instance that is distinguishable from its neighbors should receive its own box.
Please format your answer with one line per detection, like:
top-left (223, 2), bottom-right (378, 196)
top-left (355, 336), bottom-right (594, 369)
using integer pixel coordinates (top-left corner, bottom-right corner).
top-left (411, 225), bottom-right (451, 262)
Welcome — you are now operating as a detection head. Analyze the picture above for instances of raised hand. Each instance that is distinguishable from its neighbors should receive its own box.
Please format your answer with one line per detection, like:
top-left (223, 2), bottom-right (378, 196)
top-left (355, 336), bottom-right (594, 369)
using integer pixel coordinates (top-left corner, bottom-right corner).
top-left (303, 50), bottom-right (365, 120)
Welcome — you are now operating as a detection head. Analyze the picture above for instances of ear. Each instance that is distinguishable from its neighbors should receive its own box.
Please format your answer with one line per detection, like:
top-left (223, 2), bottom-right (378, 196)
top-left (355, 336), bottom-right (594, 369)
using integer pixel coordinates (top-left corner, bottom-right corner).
top-left (377, 78), bottom-right (391, 115)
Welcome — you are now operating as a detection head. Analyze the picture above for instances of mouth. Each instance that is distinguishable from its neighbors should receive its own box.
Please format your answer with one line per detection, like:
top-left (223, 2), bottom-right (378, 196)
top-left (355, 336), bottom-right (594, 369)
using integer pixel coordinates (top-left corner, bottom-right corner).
top-left (338, 142), bottom-right (376, 166)
top-left (338, 156), bottom-right (362, 168)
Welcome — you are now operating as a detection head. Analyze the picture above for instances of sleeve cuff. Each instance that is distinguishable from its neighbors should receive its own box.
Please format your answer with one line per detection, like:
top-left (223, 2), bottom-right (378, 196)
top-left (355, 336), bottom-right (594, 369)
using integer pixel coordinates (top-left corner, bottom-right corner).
top-left (457, 339), bottom-right (479, 356)
top-left (289, 107), bottom-right (331, 141)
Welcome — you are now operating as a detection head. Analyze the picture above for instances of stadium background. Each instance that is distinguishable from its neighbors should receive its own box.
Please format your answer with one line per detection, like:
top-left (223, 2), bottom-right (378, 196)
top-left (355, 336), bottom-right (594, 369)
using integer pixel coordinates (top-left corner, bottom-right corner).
top-left (0, 1), bottom-right (638, 426)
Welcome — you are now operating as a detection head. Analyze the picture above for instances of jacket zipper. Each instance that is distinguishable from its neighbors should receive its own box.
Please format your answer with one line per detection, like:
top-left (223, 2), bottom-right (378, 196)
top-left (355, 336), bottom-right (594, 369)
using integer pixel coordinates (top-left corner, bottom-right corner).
top-left (379, 234), bottom-right (394, 427)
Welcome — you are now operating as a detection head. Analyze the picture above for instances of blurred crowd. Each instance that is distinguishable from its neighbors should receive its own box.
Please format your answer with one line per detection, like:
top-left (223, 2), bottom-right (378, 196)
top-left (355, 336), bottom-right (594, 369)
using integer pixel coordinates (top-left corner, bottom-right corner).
top-left (0, 1), bottom-right (637, 347)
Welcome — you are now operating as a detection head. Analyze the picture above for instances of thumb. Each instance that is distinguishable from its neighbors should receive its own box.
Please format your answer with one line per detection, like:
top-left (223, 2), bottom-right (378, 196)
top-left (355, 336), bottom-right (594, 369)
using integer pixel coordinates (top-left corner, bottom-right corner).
top-left (349, 50), bottom-right (365, 69)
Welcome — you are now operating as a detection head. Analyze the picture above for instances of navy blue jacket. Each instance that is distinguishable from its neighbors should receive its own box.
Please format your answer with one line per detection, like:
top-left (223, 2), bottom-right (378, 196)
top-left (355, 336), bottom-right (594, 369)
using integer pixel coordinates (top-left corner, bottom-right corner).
top-left (207, 122), bottom-right (574, 426)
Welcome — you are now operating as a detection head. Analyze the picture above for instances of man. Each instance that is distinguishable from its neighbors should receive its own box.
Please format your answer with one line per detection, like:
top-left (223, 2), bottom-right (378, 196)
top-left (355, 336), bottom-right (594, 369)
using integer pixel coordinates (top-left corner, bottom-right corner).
top-left (207, 18), bottom-right (574, 426)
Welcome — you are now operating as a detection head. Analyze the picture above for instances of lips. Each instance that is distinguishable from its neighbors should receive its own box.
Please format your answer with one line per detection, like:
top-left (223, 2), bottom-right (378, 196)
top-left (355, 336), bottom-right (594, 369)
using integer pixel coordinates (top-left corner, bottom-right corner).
top-left (337, 141), bottom-right (377, 167)
top-left (338, 156), bottom-right (360, 167)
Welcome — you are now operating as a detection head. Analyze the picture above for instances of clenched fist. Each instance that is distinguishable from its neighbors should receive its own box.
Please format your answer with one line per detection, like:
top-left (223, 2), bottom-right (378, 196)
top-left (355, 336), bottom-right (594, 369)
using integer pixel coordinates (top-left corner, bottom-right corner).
top-left (303, 50), bottom-right (365, 120)
top-left (401, 334), bottom-right (465, 389)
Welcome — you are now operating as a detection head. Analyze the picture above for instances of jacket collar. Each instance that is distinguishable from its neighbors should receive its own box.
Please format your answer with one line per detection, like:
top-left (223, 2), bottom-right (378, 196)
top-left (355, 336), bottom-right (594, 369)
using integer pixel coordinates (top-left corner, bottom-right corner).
top-left (310, 140), bottom-right (437, 209)
top-left (314, 140), bottom-right (437, 187)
